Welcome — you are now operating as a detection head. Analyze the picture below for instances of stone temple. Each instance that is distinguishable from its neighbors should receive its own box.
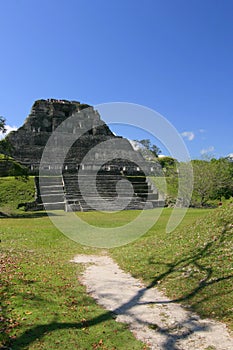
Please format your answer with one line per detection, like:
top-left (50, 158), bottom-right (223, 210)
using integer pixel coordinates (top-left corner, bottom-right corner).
top-left (7, 99), bottom-right (164, 211)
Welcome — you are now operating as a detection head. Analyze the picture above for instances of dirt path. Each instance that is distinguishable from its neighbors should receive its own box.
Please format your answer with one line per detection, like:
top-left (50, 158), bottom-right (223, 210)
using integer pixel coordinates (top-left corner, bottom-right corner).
top-left (72, 254), bottom-right (233, 350)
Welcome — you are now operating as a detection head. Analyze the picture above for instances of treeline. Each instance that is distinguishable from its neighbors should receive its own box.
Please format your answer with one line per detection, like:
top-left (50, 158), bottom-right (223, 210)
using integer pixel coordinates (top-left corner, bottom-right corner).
top-left (157, 156), bottom-right (233, 207)
top-left (136, 139), bottom-right (233, 207)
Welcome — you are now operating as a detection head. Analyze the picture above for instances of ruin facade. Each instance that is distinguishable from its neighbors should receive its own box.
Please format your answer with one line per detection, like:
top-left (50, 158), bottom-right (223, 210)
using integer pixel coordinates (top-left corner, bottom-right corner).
top-left (7, 99), bottom-right (164, 211)
top-left (8, 99), bottom-right (113, 172)
top-left (8, 98), bottom-right (159, 175)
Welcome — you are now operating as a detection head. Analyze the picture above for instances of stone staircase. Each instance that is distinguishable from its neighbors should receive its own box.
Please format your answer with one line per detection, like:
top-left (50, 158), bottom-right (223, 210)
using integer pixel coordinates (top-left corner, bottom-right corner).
top-left (63, 172), bottom-right (164, 212)
top-left (127, 176), bottom-right (164, 207)
top-left (26, 172), bottom-right (164, 212)
top-left (35, 176), bottom-right (65, 210)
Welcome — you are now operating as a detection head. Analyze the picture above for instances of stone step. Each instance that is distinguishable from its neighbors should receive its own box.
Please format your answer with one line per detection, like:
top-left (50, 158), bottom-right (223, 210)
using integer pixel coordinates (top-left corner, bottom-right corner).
top-left (39, 185), bottom-right (64, 189)
top-left (64, 181), bottom-right (150, 189)
top-left (40, 192), bottom-right (64, 197)
top-left (148, 193), bottom-right (159, 200)
top-left (65, 197), bottom-right (163, 212)
top-left (135, 193), bottom-right (158, 200)
top-left (37, 177), bottom-right (63, 185)
top-left (42, 202), bottom-right (66, 210)
top-left (64, 178), bottom-right (148, 184)
top-left (39, 194), bottom-right (65, 202)
top-left (39, 188), bottom-right (64, 193)
top-left (151, 200), bottom-right (165, 208)
top-left (64, 175), bottom-right (147, 182)
top-left (78, 198), bottom-right (146, 210)
top-left (126, 176), bottom-right (148, 183)
top-left (65, 194), bottom-right (131, 200)
top-left (64, 190), bottom-right (153, 197)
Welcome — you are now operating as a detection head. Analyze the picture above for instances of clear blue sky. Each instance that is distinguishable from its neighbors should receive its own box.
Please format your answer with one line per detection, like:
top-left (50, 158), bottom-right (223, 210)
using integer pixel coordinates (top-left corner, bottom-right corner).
top-left (0, 0), bottom-right (232, 159)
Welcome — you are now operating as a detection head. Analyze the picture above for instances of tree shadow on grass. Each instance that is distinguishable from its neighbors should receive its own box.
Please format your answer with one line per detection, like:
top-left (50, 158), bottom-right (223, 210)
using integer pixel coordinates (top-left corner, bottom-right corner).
top-left (9, 312), bottom-right (114, 350)
top-left (7, 311), bottom-right (211, 350)
top-left (146, 223), bottom-right (233, 306)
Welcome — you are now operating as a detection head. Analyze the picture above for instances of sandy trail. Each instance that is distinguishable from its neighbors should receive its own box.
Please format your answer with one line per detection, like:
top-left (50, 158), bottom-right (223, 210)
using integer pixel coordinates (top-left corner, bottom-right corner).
top-left (72, 254), bottom-right (233, 350)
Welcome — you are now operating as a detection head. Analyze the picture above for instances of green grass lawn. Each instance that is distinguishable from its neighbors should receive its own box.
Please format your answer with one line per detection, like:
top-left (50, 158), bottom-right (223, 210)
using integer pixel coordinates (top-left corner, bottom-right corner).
top-left (1, 190), bottom-right (232, 349)
top-left (0, 214), bottom-right (148, 350)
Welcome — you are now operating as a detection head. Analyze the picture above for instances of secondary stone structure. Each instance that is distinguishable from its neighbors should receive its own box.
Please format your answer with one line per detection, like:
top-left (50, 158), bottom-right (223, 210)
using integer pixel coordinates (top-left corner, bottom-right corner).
top-left (7, 99), bottom-right (164, 211)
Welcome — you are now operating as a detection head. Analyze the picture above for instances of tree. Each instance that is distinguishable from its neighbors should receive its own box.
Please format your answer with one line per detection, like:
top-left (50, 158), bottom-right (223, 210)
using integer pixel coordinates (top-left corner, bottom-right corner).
top-left (210, 158), bottom-right (233, 200)
top-left (0, 116), bottom-right (27, 178)
top-left (138, 139), bottom-right (161, 157)
top-left (138, 139), bottom-right (151, 149)
top-left (151, 144), bottom-right (161, 157)
top-left (0, 138), bottom-right (13, 158)
top-left (191, 160), bottom-right (214, 206)
top-left (0, 116), bottom-right (14, 158)
top-left (191, 159), bottom-right (233, 206)
top-left (157, 156), bottom-right (177, 176)
top-left (0, 116), bottom-right (6, 133)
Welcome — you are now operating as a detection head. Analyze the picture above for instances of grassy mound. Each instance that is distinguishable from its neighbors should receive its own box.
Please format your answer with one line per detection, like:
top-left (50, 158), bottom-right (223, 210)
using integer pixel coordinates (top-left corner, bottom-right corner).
top-left (0, 176), bottom-right (35, 213)
top-left (0, 154), bottom-right (28, 177)
top-left (112, 203), bottom-right (233, 330)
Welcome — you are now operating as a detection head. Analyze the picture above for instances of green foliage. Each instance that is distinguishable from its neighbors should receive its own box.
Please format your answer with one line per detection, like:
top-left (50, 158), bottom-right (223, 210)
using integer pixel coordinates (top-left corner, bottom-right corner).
top-left (0, 116), bottom-right (14, 158)
top-left (137, 139), bottom-right (161, 157)
top-left (191, 159), bottom-right (233, 206)
top-left (0, 137), bottom-right (14, 158)
top-left (138, 139), bottom-right (150, 149)
top-left (0, 176), bottom-right (34, 213)
top-left (150, 176), bottom-right (178, 207)
top-left (157, 157), bottom-right (179, 183)
top-left (0, 115), bottom-right (6, 133)
top-left (153, 158), bottom-right (233, 207)
top-left (157, 156), bottom-right (176, 170)
top-left (191, 160), bottom-right (216, 205)
top-left (210, 158), bottom-right (233, 200)
top-left (0, 153), bottom-right (13, 160)
top-left (0, 156), bottom-right (28, 178)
